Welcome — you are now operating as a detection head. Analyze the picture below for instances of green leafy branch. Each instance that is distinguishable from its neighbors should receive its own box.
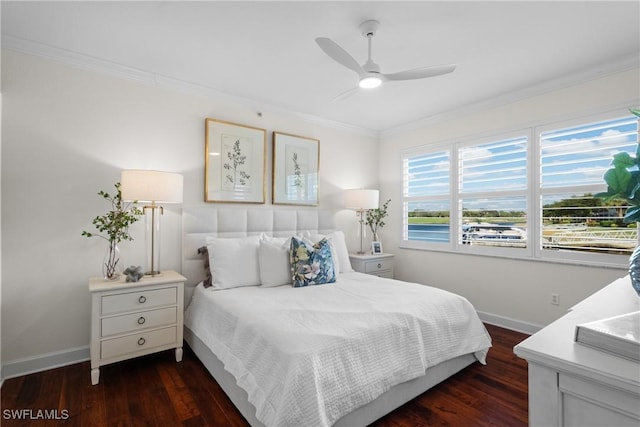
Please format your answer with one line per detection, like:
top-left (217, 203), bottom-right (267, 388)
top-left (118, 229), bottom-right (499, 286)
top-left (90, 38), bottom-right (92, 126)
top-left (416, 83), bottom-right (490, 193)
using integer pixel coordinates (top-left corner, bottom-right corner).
top-left (82, 182), bottom-right (143, 244)
top-left (365, 199), bottom-right (391, 238)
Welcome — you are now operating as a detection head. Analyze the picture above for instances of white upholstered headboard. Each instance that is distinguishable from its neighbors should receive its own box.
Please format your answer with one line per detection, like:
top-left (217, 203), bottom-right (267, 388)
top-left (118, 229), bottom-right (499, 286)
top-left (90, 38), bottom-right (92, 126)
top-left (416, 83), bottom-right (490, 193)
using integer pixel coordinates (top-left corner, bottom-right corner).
top-left (182, 206), bottom-right (335, 289)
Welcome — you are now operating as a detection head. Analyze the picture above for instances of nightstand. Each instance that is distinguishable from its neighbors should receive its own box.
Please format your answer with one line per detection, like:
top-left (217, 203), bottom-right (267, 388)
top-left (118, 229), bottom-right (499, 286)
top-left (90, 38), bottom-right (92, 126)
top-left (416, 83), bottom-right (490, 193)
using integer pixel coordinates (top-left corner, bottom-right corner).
top-left (349, 253), bottom-right (394, 278)
top-left (89, 270), bottom-right (186, 385)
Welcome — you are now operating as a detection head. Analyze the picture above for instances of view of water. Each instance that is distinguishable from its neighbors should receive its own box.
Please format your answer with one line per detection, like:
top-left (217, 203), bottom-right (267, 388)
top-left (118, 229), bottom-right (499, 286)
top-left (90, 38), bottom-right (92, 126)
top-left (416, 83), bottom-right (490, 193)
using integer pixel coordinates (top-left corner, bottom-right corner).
top-left (408, 224), bottom-right (450, 242)
top-left (408, 222), bottom-right (525, 243)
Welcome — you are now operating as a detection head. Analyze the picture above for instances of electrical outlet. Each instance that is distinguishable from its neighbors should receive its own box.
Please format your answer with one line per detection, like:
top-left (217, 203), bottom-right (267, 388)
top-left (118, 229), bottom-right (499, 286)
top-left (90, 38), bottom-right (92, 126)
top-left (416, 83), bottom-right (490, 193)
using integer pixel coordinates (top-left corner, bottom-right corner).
top-left (551, 293), bottom-right (560, 305)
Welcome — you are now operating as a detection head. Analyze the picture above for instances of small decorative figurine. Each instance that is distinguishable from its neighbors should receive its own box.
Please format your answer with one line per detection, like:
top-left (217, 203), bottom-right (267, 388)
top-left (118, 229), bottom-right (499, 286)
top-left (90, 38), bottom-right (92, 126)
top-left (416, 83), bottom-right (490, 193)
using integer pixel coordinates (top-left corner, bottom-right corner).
top-left (123, 265), bottom-right (144, 282)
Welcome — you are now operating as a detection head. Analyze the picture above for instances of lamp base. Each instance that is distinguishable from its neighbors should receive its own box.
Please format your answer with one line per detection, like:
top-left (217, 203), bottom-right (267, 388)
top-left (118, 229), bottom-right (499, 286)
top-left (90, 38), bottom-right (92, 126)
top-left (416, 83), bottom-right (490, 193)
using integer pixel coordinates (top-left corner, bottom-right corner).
top-left (144, 204), bottom-right (163, 279)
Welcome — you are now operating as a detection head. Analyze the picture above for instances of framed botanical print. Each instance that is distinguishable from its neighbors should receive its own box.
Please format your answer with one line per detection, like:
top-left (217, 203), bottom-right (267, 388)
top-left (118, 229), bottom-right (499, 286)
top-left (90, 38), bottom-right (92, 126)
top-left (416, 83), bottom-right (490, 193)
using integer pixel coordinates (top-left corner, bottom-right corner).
top-left (205, 118), bottom-right (266, 203)
top-left (272, 132), bottom-right (319, 206)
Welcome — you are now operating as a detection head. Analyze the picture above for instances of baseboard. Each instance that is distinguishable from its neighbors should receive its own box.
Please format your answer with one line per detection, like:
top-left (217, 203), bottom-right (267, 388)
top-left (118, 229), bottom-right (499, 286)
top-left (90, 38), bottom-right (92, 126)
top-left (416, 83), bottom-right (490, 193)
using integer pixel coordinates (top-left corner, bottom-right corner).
top-left (477, 311), bottom-right (542, 335)
top-left (1, 346), bottom-right (89, 382)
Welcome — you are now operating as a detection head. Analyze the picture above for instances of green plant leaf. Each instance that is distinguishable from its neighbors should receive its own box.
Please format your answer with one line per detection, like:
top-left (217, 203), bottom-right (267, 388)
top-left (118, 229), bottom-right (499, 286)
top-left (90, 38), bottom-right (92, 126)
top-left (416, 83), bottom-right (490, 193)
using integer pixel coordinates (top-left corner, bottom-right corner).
top-left (629, 171), bottom-right (640, 201)
top-left (82, 182), bottom-right (142, 243)
top-left (603, 167), bottom-right (631, 194)
top-left (611, 152), bottom-right (635, 168)
top-left (594, 190), bottom-right (614, 199)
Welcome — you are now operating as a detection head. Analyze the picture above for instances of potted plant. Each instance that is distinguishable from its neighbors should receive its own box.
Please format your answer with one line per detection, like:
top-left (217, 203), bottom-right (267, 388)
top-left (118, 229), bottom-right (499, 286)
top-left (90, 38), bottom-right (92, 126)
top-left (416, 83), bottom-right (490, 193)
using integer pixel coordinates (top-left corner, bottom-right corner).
top-left (82, 182), bottom-right (142, 280)
top-left (596, 108), bottom-right (640, 221)
top-left (365, 199), bottom-right (391, 242)
top-left (596, 108), bottom-right (640, 295)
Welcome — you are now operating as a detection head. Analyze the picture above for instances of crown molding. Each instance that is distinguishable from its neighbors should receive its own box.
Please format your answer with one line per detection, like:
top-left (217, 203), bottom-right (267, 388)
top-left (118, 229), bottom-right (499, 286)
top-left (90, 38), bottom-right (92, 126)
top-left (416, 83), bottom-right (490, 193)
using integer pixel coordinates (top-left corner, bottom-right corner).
top-left (2, 35), bottom-right (379, 138)
top-left (381, 53), bottom-right (640, 139)
top-left (5, 35), bottom-right (636, 141)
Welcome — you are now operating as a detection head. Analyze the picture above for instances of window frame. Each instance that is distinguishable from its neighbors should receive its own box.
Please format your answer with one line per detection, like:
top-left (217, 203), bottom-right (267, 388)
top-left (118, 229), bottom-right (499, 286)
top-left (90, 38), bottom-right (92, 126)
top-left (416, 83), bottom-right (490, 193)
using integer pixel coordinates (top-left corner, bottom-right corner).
top-left (534, 110), bottom-right (638, 267)
top-left (402, 143), bottom-right (454, 251)
top-left (455, 131), bottom-right (533, 259)
top-left (400, 107), bottom-right (637, 268)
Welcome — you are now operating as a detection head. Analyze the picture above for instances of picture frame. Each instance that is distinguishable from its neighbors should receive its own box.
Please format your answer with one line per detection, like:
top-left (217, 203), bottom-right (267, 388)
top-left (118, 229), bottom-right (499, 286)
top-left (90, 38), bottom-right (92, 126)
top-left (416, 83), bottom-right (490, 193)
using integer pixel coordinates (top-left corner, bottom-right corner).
top-left (205, 118), bottom-right (266, 203)
top-left (371, 241), bottom-right (383, 254)
top-left (272, 132), bottom-right (319, 206)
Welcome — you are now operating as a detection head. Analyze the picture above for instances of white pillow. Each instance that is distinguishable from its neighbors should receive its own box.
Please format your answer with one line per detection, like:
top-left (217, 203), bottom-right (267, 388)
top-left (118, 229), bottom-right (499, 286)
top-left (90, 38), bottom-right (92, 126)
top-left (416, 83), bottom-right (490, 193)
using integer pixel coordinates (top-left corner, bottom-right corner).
top-left (261, 234), bottom-right (290, 246)
top-left (305, 230), bottom-right (353, 273)
top-left (205, 235), bottom-right (261, 289)
top-left (258, 237), bottom-right (292, 287)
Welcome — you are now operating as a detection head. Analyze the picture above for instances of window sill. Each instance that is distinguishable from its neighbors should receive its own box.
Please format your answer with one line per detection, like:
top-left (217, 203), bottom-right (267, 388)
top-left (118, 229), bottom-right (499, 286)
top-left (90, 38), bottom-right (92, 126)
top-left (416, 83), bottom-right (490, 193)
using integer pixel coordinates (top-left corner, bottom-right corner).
top-left (398, 243), bottom-right (629, 270)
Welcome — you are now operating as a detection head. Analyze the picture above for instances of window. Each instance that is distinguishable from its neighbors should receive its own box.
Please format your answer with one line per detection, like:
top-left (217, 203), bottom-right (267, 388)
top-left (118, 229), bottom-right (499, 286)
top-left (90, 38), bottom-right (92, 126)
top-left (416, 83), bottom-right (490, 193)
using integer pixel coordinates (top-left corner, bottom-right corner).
top-left (539, 116), bottom-right (639, 258)
top-left (403, 150), bottom-right (451, 244)
top-left (459, 136), bottom-right (528, 249)
top-left (401, 110), bottom-right (639, 266)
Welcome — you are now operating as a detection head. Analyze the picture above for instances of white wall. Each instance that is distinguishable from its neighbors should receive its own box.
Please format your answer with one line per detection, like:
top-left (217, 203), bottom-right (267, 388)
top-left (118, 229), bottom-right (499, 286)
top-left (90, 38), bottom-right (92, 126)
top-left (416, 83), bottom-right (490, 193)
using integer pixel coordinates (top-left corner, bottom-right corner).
top-left (2, 47), bottom-right (637, 377)
top-left (379, 68), bottom-right (639, 331)
top-left (0, 50), bottom-right (379, 375)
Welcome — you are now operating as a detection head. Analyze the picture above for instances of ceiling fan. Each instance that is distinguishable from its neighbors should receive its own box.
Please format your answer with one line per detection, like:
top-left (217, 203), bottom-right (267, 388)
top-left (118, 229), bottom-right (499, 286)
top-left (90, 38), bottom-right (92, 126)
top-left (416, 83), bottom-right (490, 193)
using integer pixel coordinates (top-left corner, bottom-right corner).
top-left (316, 20), bottom-right (456, 100)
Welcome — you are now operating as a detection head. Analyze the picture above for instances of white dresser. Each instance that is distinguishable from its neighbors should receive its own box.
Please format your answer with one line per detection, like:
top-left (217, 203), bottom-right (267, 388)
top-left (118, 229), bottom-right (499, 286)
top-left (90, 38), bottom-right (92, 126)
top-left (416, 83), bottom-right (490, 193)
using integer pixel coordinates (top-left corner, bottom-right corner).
top-left (349, 253), bottom-right (394, 278)
top-left (514, 275), bottom-right (640, 426)
top-left (89, 270), bottom-right (186, 385)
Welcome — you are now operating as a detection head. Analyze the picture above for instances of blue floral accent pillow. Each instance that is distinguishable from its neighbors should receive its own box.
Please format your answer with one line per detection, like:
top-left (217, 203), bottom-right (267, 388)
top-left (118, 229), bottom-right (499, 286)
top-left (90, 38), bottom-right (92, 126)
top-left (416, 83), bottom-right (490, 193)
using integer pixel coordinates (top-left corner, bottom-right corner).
top-left (290, 237), bottom-right (336, 287)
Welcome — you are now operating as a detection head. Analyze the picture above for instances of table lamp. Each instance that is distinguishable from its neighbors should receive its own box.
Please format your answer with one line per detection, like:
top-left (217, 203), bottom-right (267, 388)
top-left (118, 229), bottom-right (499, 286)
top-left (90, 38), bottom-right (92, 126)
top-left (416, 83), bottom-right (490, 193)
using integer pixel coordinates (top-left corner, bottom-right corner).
top-left (344, 189), bottom-right (379, 254)
top-left (121, 170), bottom-right (183, 276)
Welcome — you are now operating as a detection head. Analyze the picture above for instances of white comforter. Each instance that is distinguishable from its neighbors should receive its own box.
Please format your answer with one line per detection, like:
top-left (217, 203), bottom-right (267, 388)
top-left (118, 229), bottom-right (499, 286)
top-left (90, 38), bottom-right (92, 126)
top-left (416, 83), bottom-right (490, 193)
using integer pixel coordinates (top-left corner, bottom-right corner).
top-left (184, 272), bottom-right (491, 427)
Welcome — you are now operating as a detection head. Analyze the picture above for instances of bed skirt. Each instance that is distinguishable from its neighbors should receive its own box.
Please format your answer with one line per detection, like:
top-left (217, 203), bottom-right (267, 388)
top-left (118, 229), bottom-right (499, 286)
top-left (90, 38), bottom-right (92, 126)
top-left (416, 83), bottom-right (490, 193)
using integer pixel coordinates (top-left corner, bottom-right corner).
top-left (184, 326), bottom-right (477, 427)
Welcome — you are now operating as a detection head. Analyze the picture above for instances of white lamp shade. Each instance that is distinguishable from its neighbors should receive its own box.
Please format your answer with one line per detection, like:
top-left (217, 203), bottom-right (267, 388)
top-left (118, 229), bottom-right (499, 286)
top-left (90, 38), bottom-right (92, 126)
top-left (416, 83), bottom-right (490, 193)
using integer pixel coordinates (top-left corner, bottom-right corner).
top-left (344, 189), bottom-right (379, 210)
top-left (120, 170), bottom-right (183, 203)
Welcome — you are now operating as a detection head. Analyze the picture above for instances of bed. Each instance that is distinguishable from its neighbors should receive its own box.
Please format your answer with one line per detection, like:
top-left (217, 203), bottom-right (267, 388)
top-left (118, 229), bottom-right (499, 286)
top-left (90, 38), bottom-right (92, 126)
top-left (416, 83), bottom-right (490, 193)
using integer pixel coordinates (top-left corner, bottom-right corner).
top-left (182, 207), bottom-right (492, 427)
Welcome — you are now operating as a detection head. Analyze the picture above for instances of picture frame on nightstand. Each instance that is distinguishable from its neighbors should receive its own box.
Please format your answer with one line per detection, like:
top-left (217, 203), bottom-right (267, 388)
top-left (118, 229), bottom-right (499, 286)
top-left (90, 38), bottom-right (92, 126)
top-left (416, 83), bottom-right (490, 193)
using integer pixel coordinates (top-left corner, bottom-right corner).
top-left (372, 241), bottom-right (383, 254)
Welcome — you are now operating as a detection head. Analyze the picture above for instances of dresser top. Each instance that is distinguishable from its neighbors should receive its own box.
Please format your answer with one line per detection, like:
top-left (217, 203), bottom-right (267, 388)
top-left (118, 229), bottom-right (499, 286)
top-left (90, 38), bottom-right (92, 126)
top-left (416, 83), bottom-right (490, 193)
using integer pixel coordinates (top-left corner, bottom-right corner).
top-left (89, 270), bottom-right (186, 292)
top-left (514, 275), bottom-right (640, 393)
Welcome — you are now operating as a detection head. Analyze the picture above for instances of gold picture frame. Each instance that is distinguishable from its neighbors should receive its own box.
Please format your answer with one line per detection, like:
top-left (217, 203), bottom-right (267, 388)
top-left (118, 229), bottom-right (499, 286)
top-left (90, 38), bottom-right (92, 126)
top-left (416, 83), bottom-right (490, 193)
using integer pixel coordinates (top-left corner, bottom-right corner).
top-left (205, 118), bottom-right (266, 203)
top-left (272, 132), bottom-right (319, 206)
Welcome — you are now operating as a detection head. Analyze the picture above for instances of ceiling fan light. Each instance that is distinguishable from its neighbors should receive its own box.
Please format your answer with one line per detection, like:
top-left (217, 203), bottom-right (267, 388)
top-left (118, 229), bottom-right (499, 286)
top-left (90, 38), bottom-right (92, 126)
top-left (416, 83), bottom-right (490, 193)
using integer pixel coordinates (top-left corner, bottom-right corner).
top-left (359, 75), bottom-right (382, 89)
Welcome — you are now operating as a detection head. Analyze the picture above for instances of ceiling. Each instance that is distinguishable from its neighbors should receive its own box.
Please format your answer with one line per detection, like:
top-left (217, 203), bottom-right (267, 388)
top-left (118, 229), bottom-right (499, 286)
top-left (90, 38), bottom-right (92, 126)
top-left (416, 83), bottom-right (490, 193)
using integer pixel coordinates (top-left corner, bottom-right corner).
top-left (2, 1), bottom-right (639, 134)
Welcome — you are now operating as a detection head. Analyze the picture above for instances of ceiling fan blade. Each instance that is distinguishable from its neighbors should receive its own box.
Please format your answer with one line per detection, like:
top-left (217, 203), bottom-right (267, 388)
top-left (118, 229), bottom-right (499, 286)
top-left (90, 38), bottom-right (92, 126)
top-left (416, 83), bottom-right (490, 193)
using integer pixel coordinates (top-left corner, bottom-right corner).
top-left (315, 37), bottom-right (364, 74)
top-left (383, 64), bottom-right (456, 81)
top-left (331, 86), bottom-right (360, 102)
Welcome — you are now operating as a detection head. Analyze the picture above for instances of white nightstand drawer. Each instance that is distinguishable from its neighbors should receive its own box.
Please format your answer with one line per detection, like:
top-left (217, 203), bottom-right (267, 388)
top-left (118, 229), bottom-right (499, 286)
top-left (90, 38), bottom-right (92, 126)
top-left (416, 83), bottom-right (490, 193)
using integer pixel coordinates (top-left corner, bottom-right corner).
top-left (101, 307), bottom-right (177, 337)
top-left (365, 259), bottom-right (393, 274)
top-left (101, 287), bottom-right (177, 315)
top-left (350, 253), bottom-right (395, 279)
top-left (101, 326), bottom-right (177, 360)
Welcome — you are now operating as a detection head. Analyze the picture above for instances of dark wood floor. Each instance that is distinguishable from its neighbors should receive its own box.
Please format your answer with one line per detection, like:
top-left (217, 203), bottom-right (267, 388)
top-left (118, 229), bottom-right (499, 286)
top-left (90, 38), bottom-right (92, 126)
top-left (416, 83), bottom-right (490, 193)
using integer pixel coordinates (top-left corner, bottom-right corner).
top-left (1, 324), bottom-right (529, 426)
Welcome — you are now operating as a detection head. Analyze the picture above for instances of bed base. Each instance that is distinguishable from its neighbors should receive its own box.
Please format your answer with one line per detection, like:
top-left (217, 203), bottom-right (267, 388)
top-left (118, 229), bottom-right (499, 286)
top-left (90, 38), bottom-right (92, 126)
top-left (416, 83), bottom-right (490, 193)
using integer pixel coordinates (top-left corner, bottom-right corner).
top-left (184, 326), bottom-right (476, 427)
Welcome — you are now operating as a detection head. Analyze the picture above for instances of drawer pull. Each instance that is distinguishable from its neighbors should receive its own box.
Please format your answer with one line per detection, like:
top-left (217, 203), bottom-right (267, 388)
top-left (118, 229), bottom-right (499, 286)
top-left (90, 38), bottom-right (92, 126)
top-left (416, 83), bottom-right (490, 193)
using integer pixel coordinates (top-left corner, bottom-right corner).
top-left (138, 296), bottom-right (147, 304)
top-left (377, 263), bottom-right (382, 268)
top-left (137, 337), bottom-right (146, 346)
top-left (137, 316), bottom-right (146, 325)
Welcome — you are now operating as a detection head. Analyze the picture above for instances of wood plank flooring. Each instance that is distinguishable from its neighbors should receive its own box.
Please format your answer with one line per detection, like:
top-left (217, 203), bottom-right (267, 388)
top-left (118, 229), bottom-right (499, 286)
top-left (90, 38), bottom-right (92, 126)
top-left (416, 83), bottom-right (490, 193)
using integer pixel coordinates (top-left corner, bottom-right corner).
top-left (1, 324), bottom-right (529, 426)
